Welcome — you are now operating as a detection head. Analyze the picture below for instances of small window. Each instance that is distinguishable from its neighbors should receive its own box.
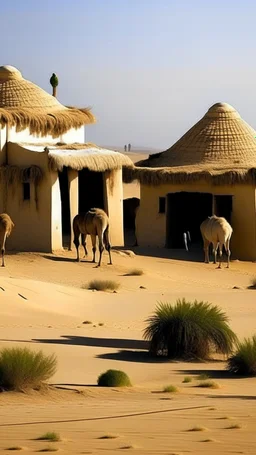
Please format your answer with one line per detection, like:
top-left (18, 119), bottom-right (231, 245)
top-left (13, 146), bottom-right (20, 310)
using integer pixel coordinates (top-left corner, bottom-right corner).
top-left (23, 182), bottom-right (30, 201)
top-left (159, 197), bottom-right (166, 213)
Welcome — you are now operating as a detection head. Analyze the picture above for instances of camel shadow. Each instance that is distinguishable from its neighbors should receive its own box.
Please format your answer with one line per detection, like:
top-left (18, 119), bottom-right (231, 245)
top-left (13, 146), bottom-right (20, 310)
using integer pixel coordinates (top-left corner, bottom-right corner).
top-left (42, 255), bottom-right (93, 264)
top-left (31, 335), bottom-right (149, 350)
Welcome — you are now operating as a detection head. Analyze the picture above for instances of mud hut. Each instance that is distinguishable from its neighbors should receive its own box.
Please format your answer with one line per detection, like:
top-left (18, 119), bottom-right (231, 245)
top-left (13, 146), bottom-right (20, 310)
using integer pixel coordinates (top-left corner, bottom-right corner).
top-left (0, 65), bottom-right (133, 251)
top-left (123, 102), bottom-right (256, 260)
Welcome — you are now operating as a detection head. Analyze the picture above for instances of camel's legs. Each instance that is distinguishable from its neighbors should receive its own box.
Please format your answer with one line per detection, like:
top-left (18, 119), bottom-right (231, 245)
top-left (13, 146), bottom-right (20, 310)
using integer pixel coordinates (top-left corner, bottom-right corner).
top-left (97, 234), bottom-right (105, 267)
top-left (81, 234), bottom-right (88, 257)
top-left (218, 243), bottom-right (223, 269)
top-left (1, 248), bottom-right (4, 267)
top-left (203, 237), bottom-right (210, 263)
top-left (73, 235), bottom-right (80, 262)
top-left (212, 241), bottom-right (219, 265)
top-left (225, 239), bottom-right (231, 268)
top-left (104, 227), bottom-right (112, 265)
top-left (91, 235), bottom-right (97, 264)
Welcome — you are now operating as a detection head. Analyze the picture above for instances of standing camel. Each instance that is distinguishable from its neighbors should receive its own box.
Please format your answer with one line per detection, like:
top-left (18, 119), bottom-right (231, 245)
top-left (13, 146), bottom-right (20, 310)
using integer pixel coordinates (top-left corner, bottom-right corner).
top-left (0, 213), bottom-right (14, 267)
top-left (73, 208), bottom-right (112, 267)
top-left (200, 215), bottom-right (233, 268)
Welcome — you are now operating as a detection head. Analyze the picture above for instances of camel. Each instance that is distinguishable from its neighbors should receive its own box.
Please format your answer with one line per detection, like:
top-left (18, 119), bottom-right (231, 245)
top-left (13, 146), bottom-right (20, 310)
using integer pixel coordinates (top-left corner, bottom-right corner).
top-left (200, 215), bottom-right (233, 268)
top-left (0, 213), bottom-right (14, 267)
top-left (73, 208), bottom-right (112, 267)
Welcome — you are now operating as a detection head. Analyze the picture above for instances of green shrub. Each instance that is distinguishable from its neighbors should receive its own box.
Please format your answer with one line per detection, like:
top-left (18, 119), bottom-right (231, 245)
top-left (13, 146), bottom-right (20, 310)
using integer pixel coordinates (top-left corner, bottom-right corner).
top-left (86, 280), bottom-right (120, 291)
top-left (162, 384), bottom-right (178, 393)
top-left (97, 369), bottom-right (132, 387)
top-left (0, 347), bottom-right (57, 391)
top-left (125, 268), bottom-right (144, 276)
top-left (143, 299), bottom-right (237, 359)
top-left (227, 335), bottom-right (256, 376)
top-left (36, 432), bottom-right (60, 442)
top-left (196, 380), bottom-right (220, 389)
top-left (183, 376), bottom-right (192, 383)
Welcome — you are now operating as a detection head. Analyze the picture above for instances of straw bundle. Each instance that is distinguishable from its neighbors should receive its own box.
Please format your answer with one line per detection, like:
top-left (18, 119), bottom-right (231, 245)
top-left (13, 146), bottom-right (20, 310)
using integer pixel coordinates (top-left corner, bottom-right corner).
top-left (0, 66), bottom-right (95, 137)
top-left (126, 103), bottom-right (256, 186)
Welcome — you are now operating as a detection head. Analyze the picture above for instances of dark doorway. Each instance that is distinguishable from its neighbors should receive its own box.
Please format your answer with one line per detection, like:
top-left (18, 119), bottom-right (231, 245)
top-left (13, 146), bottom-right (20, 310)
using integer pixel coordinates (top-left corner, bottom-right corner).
top-left (123, 197), bottom-right (140, 246)
top-left (166, 192), bottom-right (213, 248)
top-left (214, 195), bottom-right (233, 223)
top-left (58, 167), bottom-right (71, 245)
top-left (78, 169), bottom-right (105, 214)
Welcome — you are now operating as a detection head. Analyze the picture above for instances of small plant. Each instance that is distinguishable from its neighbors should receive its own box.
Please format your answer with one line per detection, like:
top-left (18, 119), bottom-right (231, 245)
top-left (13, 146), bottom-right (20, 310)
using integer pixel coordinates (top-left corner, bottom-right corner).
top-left (99, 434), bottom-right (118, 439)
top-left (227, 335), bottom-right (256, 376)
top-left (144, 299), bottom-right (237, 359)
top-left (86, 280), bottom-right (120, 292)
top-left (197, 373), bottom-right (210, 380)
top-left (97, 369), bottom-right (132, 387)
top-left (36, 432), bottom-right (60, 442)
top-left (162, 384), bottom-right (178, 393)
top-left (183, 376), bottom-right (192, 383)
top-left (0, 348), bottom-right (57, 391)
top-left (125, 268), bottom-right (144, 276)
top-left (196, 380), bottom-right (220, 389)
top-left (188, 426), bottom-right (207, 432)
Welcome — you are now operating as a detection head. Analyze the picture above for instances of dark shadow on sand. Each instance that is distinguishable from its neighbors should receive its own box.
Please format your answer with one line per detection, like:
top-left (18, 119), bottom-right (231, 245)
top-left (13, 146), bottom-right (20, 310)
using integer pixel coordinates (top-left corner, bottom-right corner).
top-left (42, 255), bottom-right (93, 264)
top-left (96, 350), bottom-right (167, 363)
top-left (179, 368), bottom-right (243, 380)
top-left (31, 335), bottom-right (149, 350)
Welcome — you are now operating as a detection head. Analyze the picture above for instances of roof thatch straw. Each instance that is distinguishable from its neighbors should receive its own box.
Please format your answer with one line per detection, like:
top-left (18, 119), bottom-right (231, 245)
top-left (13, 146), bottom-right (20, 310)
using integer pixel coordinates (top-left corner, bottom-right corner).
top-left (0, 164), bottom-right (44, 209)
top-left (125, 103), bottom-right (256, 186)
top-left (46, 144), bottom-right (134, 172)
top-left (0, 66), bottom-right (95, 137)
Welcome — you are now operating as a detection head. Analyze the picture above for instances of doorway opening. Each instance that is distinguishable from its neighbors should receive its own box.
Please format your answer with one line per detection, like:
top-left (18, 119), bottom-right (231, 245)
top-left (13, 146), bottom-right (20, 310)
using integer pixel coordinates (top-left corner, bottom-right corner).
top-left (166, 192), bottom-right (213, 248)
top-left (214, 195), bottom-right (233, 223)
top-left (58, 167), bottom-right (71, 248)
top-left (123, 197), bottom-right (140, 246)
top-left (78, 169), bottom-right (105, 214)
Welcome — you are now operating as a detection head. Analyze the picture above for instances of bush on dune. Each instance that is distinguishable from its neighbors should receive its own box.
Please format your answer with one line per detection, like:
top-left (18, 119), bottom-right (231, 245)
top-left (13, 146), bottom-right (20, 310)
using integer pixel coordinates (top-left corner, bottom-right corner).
top-left (143, 298), bottom-right (237, 360)
top-left (0, 347), bottom-right (57, 391)
top-left (228, 335), bottom-right (256, 376)
top-left (97, 369), bottom-right (132, 387)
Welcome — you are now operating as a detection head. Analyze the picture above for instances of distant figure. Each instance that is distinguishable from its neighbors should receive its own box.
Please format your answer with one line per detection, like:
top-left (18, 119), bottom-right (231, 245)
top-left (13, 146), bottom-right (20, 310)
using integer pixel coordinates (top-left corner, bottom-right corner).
top-left (124, 145), bottom-right (127, 152)
top-left (200, 215), bottom-right (233, 268)
top-left (128, 143), bottom-right (131, 151)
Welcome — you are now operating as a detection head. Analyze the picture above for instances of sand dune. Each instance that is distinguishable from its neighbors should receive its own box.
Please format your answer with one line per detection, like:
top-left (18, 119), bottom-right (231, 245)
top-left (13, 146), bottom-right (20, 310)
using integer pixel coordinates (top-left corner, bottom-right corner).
top-left (0, 249), bottom-right (256, 453)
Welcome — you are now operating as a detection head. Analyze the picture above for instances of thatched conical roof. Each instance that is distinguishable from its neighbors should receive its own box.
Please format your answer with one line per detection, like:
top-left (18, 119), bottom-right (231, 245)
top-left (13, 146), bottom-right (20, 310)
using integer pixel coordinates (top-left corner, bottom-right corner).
top-left (123, 103), bottom-right (256, 185)
top-left (0, 65), bottom-right (95, 137)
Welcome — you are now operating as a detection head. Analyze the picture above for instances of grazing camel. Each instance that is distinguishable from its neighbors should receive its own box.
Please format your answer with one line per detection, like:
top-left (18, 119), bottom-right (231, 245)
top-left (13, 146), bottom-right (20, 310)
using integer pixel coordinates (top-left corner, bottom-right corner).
top-left (200, 215), bottom-right (233, 268)
top-left (0, 213), bottom-right (14, 267)
top-left (73, 208), bottom-right (112, 267)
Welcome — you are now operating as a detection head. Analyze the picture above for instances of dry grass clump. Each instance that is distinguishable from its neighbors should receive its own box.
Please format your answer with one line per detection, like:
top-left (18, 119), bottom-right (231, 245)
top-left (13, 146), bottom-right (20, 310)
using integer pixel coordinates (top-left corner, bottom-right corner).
top-left (97, 369), bottom-right (132, 387)
top-left (196, 380), bottom-right (220, 389)
top-left (162, 384), bottom-right (179, 393)
top-left (86, 280), bottom-right (120, 292)
top-left (125, 268), bottom-right (144, 276)
top-left (188, 426), bottom-right (208, 432)
top-left (183, 376), bottom-right (192, 383)
top-left (36, 432), bottom-right (60, 442)
top-left (0, 348), bottom-right (57, 391)
top-left (228, 335), bottom-right (256, 376)
top-left (144, 299), bottom-right (237, 359)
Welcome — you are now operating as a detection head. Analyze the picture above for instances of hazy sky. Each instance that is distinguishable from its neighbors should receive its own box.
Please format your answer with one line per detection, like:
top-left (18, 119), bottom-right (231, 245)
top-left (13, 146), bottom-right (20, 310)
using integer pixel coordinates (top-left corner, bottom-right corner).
top-left (2, 0), bottom-right (256, 149)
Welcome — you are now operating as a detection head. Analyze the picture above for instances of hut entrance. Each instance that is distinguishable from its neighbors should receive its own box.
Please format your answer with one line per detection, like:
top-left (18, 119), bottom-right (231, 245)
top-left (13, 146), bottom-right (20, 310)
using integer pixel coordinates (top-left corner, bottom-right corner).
top-left (166, 192), bottom-right (213, 248)
top-left (214, 195), bottom-right (233, 223)
top-left (123, 197), bottom-right (140, 246)
top-left (58, 167), bottom-right (71, 248)
top-left (78, 169), bottom-right (105, 213)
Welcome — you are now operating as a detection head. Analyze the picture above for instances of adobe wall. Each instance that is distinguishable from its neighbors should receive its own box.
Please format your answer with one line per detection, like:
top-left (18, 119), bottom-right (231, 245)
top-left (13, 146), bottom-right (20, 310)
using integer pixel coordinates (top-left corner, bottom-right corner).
top-left (136, 181), bottom-right (256, 261)
top-left (104, 169), bottom-right (124, 246)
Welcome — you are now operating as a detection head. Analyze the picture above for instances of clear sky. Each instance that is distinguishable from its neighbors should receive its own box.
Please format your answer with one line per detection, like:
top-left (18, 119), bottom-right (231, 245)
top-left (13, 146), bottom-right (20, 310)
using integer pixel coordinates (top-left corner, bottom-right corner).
top-left (2, 0), bottom-right (256, 149)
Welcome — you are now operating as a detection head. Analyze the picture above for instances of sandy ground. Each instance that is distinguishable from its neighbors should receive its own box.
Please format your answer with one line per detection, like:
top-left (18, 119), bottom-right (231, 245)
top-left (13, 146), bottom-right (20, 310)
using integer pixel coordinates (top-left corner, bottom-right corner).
top-left (0, 244), bottom-right (256, 454)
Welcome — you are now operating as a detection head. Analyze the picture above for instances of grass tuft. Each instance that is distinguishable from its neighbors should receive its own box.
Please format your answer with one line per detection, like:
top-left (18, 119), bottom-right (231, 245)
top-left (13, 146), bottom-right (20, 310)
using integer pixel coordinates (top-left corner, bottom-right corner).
top-left (0, 347), bottom-right (57, 391)
top-left (36, 433), bottom-right (60, 442)
top-left (188, 426), bottom-right (207, 432)
top-left (196, 380), bottom-right (220, 389)
top-left (144, 299), bottom-right (237, 359)
top-left (227, 335), bottom-right (256, 376)
top-left (124, 268), bottom-right (144, 276)
top-left (183, 376), bottom-right (192, 383)
top-left (162, 384), bottom-right (178, 393)
top-left (85, 280), bottom-right (120, 292)
top-left (97, 369), bottom-right (132, 387)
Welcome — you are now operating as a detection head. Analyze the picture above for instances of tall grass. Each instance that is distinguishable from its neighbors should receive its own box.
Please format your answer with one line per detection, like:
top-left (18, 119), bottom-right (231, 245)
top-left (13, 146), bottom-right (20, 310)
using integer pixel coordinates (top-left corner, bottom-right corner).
top-left (228, 335), bottom-right (256, 375)
top-left (85, 280), bottom-right (120, 291)
top-left (0, 347), bottom-right (57, 391)
top-left (144, 299), bottom-right (237, 359)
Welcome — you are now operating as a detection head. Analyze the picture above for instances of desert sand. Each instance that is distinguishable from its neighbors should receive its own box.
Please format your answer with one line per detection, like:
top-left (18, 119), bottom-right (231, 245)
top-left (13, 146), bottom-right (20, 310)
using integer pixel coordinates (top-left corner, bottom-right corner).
top-left (0, 243), bottom-right (256, 454)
